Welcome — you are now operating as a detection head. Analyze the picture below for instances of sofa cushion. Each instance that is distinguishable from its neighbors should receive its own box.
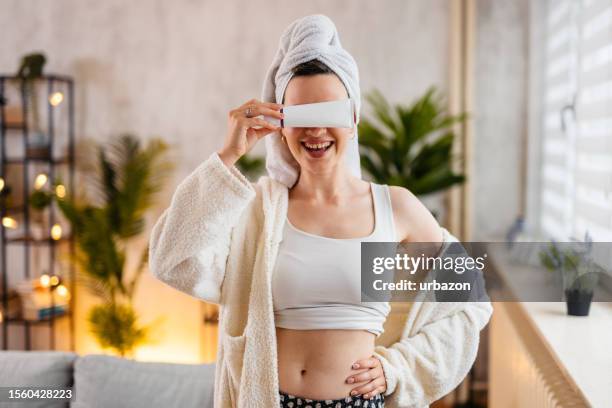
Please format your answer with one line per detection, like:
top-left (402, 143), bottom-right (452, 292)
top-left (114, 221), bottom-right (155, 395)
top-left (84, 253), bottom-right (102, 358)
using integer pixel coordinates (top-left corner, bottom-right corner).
top-left (0, 351), bottom-right (77, 408)
top-left (71, 354), bottom-right (215, 408)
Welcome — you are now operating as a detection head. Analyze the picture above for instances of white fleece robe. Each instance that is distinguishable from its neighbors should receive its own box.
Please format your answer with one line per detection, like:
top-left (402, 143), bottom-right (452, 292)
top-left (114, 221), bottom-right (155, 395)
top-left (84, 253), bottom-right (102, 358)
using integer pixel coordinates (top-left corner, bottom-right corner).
top-left (148, 152), bottom-right (493, 408)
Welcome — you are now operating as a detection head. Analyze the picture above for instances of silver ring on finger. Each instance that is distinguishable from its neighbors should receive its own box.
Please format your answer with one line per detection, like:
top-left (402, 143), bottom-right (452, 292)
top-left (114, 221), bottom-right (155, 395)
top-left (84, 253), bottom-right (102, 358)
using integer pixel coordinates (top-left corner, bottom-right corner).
top-left (245, 106), bottom-right (254, 118)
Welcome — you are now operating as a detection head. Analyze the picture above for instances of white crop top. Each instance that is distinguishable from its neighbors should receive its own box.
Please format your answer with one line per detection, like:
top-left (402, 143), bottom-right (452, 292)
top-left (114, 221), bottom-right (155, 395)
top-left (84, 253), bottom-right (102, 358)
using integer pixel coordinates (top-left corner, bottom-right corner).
top-left (272, 182), bottom-right (397, 337)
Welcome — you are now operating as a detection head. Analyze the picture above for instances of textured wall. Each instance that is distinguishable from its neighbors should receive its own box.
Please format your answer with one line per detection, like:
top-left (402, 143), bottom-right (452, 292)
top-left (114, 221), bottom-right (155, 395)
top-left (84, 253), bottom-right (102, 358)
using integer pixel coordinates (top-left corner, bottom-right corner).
top-left (471, 0), bottom-right (529, 240)
top-left (0, 0), bottom-right (451, 360)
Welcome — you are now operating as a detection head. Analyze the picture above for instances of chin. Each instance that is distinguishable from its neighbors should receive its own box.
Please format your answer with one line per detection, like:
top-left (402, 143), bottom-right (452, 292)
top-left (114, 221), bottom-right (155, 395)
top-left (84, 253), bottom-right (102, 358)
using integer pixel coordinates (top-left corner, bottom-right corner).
top-left (299, 150), bottom-right (338, 167)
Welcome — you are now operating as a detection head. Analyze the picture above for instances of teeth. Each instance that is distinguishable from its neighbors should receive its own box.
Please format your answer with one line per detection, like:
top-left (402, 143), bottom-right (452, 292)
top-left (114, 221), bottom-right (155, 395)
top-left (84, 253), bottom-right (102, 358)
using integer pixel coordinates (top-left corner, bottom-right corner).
top-left (303, 141), bottom-right (332, 149)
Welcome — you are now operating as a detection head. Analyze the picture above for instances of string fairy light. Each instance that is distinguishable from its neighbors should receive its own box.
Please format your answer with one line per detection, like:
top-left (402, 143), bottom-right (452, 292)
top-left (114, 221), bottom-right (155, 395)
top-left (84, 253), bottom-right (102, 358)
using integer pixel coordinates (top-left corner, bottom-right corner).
top-left (49, 92), bottom-right (64, 107)
top-left (50, 224), bottom-right (62, 240)
top-left (34, 173), bottom-right (48, 190)
top-left (2, 217), bottom-right (17, 229)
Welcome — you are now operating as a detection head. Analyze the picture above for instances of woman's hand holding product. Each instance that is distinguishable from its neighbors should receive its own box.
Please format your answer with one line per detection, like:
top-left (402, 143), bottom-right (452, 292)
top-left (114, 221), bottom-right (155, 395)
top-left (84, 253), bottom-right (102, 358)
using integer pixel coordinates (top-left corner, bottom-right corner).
top-left (217, 98), bottom-right (283, 166)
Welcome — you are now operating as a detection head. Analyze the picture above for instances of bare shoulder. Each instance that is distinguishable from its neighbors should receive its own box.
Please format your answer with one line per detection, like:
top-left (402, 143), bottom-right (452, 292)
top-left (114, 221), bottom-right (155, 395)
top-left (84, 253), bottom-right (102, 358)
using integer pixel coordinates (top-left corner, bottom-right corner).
top-left (388, 185), bottom-right (443, 243)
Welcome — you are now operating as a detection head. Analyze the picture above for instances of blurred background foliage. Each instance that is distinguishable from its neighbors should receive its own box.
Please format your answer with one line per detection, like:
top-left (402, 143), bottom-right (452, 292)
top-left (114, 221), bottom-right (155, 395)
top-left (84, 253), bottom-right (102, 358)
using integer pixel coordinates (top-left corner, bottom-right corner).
top-left (358, 87), bottom-right (466, 196)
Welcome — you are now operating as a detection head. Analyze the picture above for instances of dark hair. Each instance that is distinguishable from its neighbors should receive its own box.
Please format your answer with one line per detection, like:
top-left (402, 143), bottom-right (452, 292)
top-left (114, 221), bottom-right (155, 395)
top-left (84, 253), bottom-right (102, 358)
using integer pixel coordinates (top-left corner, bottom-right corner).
top-left (286, 59), bottom-right (348, 103)
top-left (291, 58), bottom-right (334, 76)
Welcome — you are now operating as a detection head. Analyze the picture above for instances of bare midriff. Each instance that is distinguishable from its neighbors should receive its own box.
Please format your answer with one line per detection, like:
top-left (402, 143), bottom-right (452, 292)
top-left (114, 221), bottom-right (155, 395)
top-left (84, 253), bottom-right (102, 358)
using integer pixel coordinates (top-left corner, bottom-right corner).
top-left (276, 327), bottom-right (377, 401)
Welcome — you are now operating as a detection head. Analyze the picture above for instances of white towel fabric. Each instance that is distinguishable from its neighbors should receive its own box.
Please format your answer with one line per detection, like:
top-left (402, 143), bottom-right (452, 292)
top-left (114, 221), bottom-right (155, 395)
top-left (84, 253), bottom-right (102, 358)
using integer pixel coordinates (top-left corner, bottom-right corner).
top-left (261, 14), bottom-right (362, 188)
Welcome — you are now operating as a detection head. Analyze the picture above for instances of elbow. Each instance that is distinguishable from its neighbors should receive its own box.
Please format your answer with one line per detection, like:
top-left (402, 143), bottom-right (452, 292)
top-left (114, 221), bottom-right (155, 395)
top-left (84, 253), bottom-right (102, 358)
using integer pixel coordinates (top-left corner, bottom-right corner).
top-left (147, 250), bottom-right (220, 304)
top-left (148, 251), bottom-right (164, 280)
top-left (474, 301), bottom-right (494, 330)
top-left (148, 234), bottom-right (160, 276)
top-left (148, 216), bottom-right (172, 282)
top-left (461, 300), bottom-right (493, 332)
top-left (148, 232), bottom-right (172, 284)
top-left (148, 245), bottom-right (179, 289)
top-left (146, 215), bottom-right (224, 305)
top-left (148, 248), bottom-right (169, 284)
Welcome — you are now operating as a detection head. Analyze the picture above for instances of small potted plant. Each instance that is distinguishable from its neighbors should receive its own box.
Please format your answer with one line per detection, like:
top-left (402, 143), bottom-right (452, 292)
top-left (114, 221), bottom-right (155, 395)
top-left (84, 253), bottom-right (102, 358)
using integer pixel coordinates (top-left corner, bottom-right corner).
top-left (539, 233), bottom-right (603, 316)
top-left (16, 53), bottom-right (50, 159)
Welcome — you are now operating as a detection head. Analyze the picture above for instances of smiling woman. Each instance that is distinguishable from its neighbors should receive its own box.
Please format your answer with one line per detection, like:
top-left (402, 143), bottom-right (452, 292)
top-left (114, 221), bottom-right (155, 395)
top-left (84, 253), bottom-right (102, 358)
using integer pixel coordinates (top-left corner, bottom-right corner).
top-left (265, 58), bottom-right (393, 405)
top-left (149, 14), bottom-right (492, 408)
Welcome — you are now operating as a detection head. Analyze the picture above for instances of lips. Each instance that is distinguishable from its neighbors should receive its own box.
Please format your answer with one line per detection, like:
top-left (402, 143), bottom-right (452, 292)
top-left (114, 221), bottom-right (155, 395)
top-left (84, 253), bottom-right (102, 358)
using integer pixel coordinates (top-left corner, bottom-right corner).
top-left (302, 140), bottom-right (333, 150)
top-left (300, 140), bottom-right (334, 158)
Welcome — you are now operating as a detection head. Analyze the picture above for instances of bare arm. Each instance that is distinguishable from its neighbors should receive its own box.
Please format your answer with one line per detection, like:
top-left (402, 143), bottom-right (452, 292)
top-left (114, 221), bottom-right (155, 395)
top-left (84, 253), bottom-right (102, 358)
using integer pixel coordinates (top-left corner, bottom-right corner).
top-left (372, 186), bottom-right (493, 406)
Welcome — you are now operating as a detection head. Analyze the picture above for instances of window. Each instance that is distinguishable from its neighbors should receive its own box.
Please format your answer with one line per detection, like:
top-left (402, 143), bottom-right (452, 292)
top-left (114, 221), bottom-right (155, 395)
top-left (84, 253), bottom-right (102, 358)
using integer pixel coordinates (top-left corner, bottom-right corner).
top-left (540, 0), bottom-right (612, 241)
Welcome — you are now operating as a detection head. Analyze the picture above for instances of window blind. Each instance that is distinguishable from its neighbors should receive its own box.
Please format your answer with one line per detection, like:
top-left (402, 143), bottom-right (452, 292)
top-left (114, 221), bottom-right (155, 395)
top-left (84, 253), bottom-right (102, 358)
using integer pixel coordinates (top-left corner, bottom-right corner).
top-left (541, 0), bottom-right (612, 241)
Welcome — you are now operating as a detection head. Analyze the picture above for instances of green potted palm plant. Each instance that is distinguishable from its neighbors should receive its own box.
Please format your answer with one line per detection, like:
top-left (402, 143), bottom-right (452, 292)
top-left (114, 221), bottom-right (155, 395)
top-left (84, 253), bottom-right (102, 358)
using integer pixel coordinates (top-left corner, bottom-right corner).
top-left (56, 134), bottom-right (173, 356)
top-left (358, 87), bottom-right (466, 200)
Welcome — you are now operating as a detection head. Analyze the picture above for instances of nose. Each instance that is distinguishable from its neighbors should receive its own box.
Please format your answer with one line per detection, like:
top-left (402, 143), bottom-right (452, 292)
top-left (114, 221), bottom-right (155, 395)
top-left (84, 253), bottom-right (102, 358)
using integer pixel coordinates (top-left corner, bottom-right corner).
top-left (304, 127), bottom-right (326, 136)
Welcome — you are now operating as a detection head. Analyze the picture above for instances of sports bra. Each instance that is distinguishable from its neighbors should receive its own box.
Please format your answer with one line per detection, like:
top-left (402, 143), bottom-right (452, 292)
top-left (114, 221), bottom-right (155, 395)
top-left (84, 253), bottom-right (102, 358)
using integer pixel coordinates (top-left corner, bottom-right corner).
top-left (272, 182), bottom-right (397, 337)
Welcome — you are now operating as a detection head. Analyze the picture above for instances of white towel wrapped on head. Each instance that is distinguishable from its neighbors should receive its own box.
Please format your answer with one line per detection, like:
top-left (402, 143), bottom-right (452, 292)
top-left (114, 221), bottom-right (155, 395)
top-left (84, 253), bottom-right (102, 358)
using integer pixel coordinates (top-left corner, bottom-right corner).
top-left (261, 14), bottom-right (362, 188)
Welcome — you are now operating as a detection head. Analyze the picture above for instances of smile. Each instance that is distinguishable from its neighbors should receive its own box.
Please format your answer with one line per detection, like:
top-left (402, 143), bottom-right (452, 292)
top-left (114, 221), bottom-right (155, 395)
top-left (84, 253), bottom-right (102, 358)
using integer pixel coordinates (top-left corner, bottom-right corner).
top-left (300, 141), bottom-right (334, 151)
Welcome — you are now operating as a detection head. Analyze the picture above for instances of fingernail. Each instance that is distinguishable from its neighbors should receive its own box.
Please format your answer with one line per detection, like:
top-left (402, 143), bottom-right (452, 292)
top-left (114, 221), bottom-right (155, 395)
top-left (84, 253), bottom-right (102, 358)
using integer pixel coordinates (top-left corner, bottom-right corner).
top-left (350, 391), bottom-right (357, 396)
top-left (364, 394), bottom-right (369, 399)
top-left (347, 377), bottom-right (354, 384)
top-left (352, 363), bottom-right (359, 369)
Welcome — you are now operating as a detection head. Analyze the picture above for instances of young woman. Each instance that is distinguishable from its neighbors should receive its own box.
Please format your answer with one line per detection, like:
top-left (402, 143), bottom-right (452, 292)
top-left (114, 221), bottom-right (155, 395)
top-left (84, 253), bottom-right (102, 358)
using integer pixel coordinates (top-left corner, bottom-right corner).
top-left (149, 15), bottom-right (492, 408)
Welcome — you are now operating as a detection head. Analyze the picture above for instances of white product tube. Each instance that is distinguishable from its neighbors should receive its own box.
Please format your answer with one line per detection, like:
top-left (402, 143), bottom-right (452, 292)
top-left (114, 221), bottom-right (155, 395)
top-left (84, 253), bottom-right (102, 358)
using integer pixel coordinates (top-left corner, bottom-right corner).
top-left (263, 99), bottom-right (355, 128)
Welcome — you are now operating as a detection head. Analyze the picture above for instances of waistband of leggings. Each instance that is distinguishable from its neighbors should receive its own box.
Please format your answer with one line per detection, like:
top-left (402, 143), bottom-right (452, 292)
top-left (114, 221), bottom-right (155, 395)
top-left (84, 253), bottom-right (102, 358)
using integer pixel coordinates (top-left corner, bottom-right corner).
top-left (278, 389), bottom-right (384, 404)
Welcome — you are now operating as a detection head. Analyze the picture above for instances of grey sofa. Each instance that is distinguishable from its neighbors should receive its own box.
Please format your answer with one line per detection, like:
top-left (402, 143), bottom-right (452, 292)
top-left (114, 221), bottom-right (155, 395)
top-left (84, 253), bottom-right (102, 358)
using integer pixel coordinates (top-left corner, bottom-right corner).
top-left (0, 351), bottom-right (215, 408)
